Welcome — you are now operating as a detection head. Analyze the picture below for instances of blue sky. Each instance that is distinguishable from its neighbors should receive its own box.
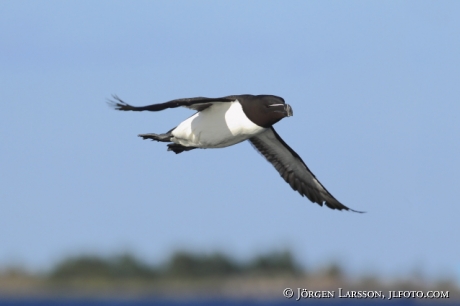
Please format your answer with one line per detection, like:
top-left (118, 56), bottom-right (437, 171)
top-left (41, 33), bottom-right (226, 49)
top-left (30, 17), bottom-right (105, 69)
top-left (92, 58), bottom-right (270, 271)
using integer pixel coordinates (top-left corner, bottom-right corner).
top-left (1, 1), bottom-right (459, 281)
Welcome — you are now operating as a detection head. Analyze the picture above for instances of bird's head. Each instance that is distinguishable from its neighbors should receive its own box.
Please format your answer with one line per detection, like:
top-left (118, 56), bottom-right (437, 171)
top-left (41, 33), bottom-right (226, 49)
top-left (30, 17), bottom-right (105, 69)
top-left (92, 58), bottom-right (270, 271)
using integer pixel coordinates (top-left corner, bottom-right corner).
top-left (242, 95), bottom-right (293, 128)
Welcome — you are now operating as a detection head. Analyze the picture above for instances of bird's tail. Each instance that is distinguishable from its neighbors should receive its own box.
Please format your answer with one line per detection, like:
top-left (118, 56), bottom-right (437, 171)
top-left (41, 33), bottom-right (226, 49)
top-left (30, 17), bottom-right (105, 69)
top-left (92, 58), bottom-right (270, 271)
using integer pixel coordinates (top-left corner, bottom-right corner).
top-left (138, 132), bottom-right (172, 142)
top-left (138, 132), bottom-right (197, 154)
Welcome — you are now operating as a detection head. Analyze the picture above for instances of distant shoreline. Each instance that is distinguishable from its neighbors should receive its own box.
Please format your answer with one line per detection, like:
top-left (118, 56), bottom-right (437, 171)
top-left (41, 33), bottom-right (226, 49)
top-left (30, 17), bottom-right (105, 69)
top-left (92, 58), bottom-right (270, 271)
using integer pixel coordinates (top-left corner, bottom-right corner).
top-left (1, 274), bottom-right (459, 301)
top-left (1, 251), bottom-right (458, 301)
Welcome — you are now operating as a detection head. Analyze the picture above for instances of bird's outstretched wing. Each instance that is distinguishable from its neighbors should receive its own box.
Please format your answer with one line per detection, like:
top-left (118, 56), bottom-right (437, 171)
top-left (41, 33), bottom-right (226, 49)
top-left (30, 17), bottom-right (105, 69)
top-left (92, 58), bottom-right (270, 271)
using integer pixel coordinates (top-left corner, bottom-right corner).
top-left (108, 95), bottom-right (236, 112)
top-left (249, 127), bottom-right (362, 212)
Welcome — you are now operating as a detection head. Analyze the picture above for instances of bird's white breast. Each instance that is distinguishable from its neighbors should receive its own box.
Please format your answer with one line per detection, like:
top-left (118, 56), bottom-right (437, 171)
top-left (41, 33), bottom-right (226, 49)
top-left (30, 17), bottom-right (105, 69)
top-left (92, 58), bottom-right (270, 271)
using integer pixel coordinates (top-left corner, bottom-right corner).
top-left (171, 101), bottom-right (265, 148)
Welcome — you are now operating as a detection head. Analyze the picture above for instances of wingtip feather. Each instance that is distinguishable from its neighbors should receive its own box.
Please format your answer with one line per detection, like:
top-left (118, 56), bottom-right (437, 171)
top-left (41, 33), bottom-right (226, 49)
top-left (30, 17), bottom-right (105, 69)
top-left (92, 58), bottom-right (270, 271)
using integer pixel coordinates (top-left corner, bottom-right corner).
top-left (106, 94), bottom-right (133, 111)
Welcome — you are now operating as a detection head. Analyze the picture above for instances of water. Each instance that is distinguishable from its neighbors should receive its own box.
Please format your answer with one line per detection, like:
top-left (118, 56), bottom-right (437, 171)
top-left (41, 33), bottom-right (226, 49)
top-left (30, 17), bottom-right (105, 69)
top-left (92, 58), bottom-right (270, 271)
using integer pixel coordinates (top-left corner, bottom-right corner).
top-left (0, 299), bottom-right (456, 306)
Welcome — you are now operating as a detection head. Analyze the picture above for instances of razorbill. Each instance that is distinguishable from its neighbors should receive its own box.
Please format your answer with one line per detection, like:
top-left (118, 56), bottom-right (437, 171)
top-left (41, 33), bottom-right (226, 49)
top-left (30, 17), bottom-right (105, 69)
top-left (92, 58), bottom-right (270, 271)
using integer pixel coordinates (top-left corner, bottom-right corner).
top-left (109, 94), bottom-right (361, 212)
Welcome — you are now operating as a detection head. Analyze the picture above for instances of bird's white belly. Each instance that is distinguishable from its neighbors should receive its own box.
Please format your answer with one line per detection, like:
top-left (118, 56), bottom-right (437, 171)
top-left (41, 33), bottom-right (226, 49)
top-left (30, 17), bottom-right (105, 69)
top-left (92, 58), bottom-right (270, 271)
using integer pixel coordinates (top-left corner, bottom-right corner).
top-left (171, 101), bottom-right (266, 148)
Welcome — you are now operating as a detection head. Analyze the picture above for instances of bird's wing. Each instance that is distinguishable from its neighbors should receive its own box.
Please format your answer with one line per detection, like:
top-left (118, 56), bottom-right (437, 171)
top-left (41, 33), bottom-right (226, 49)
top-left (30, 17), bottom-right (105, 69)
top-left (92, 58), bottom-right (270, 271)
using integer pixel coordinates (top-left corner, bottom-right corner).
top-left (108, 95), bottom-right (236, 112)
top-left (249, 127), bottom-right (362, 212)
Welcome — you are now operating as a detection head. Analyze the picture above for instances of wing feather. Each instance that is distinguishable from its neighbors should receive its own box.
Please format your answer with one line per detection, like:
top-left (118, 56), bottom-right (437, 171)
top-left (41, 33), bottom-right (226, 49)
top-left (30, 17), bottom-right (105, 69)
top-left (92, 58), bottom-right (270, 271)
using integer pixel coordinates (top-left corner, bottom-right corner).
top-left (107, 95), bottom-right (236, 112)
top-left (249, 127), bottom-right (362, 212)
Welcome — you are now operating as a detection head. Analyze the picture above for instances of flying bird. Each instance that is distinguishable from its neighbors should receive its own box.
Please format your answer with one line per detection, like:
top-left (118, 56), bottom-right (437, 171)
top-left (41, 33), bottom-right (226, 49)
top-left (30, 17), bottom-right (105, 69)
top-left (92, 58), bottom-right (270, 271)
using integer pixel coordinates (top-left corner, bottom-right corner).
top-left (109, 94), bottom-right (361, 212)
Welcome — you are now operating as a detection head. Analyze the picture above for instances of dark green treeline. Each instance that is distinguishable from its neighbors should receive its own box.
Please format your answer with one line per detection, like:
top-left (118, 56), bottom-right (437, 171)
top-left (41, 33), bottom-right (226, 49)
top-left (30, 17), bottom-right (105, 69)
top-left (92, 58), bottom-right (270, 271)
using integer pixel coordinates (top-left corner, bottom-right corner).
top-left (50, 250), bottom-right (302, 280)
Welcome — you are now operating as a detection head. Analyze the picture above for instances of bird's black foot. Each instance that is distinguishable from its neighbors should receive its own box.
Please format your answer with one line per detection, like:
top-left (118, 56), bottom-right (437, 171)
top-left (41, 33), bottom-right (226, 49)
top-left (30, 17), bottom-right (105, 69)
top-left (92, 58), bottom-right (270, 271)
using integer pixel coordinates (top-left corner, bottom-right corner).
top-left (167, 143), bottom-right (197, 154)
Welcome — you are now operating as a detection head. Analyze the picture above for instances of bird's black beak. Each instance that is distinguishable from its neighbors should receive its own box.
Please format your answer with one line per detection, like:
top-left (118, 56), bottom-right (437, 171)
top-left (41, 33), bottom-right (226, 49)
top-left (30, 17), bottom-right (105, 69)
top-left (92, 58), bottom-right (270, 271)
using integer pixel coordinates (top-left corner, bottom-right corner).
top-left (285, 104), bottom-right (293, 117)
top-left (269, 104), bottom-right (293, 117)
